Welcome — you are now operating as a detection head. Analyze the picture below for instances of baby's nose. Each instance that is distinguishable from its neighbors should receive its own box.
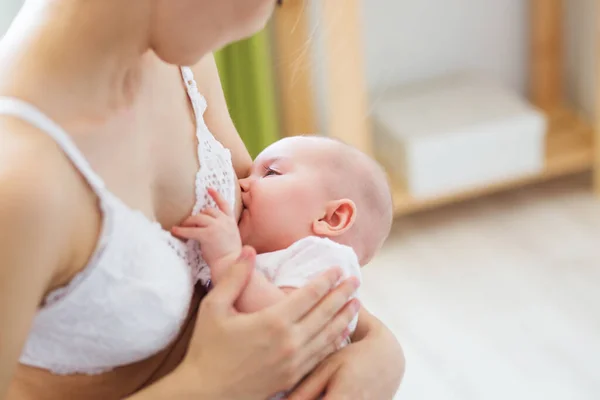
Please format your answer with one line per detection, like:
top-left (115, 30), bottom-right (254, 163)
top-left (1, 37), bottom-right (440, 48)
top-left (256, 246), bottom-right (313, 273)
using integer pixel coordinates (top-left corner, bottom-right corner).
top-left (239, 177), bottom-right (251, 192)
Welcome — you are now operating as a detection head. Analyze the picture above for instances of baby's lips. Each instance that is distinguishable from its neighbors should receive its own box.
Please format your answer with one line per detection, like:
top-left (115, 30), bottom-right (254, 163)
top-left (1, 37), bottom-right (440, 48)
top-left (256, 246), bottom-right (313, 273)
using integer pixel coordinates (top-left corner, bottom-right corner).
top-left (240, 191), bottom-right (251, 209)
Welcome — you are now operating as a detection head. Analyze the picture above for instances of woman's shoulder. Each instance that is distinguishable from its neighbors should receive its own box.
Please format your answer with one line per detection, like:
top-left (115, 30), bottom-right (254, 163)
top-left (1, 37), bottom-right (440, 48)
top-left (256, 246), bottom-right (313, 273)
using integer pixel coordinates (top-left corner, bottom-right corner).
top-left (0, 120), bottom-right (70, 210)
top-left (0, 119), bottom-right (94, 270)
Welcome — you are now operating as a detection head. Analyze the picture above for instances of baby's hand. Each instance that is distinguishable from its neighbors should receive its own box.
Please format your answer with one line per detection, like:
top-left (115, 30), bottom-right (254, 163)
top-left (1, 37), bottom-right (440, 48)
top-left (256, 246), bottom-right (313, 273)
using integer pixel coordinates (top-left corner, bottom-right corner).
top-left (172, 188), bottom-right (242, 267)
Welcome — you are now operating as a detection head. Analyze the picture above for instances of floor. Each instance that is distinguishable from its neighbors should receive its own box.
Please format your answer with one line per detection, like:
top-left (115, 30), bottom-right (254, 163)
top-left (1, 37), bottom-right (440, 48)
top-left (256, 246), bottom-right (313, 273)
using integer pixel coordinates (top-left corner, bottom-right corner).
top-left (361, 174), bottom-right (600, 400)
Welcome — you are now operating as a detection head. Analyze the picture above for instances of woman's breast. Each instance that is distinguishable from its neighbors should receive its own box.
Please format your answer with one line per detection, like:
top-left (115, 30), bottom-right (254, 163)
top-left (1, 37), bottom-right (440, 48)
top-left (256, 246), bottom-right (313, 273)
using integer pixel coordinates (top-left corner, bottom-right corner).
top-left (9, 288), bottom-right (205, 400)
top-left (233, 173), bottom-right (243, 221)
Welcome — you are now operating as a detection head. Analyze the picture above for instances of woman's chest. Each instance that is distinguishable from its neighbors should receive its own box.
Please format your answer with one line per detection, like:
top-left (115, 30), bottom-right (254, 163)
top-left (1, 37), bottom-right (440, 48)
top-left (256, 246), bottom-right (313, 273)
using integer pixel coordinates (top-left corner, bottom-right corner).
top-left (78, 65), bottom-right (204, 228)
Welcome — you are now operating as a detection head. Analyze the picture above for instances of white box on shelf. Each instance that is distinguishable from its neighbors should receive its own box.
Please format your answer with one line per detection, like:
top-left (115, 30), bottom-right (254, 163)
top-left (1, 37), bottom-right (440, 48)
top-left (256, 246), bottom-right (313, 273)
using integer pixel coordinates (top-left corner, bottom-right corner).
top-left (372, 73), bottom-right (547, 199)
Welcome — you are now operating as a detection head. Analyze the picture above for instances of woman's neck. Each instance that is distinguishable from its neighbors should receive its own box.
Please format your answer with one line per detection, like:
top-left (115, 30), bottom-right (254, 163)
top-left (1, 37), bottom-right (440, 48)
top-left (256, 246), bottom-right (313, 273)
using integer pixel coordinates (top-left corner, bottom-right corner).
top-left (0, 0), bottom-right (152, 128)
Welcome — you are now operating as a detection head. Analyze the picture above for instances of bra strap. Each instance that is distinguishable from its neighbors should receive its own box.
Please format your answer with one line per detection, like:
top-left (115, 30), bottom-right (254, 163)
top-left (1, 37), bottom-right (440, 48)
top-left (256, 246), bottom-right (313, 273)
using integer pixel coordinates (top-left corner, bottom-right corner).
top-left (180, 66), bottom-right (207, 123)
top-left (0, 97), bottom-right (106, 194)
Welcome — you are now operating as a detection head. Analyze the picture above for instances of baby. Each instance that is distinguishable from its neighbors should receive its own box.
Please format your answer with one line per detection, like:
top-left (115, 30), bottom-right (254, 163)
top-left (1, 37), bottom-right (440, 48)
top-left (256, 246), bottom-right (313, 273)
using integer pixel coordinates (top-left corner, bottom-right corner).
top-left (173, 135), bottom-right (393, 395)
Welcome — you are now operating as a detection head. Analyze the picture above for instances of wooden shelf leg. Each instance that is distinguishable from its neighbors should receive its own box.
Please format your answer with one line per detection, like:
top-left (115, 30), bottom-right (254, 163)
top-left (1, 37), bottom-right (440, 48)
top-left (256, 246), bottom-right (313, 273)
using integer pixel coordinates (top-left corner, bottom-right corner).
top-left (320, 0), bottom-right (372, 155)
top-left (594, 1), bottom-right (600, 198)
top-left (272, 0), bottom-right (318, 137)
top-left (530, 0), bottom-right (563, 113)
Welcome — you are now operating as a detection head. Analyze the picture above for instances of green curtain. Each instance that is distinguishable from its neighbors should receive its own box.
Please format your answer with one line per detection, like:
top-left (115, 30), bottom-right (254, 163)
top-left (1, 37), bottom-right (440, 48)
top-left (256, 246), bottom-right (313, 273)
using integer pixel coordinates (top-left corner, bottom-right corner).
top-left (215, 28), bottom-right (279, 158)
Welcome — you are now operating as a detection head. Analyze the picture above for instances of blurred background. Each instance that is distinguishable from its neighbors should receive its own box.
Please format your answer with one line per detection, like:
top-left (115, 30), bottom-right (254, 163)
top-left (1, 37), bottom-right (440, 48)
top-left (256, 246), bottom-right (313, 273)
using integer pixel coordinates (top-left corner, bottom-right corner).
top-left (2, 1), bottom-right (599, 399)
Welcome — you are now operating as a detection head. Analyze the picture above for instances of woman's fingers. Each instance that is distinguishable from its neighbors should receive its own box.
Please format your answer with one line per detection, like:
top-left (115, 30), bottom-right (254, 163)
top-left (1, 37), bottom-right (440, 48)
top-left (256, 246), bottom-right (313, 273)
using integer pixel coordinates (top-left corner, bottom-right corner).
top-left (296, 299), bottom-right (358, 370)
top-left (207, 187), bottom-right (231, 215)
top-left (287, 304), bottom-right (357, 400)
top-left (200, 246), bottom-right (255, 315)
top-left (269, 268), bottom-right (343, 323)
top-left (287, 358), bottom-right (335, 400)
top-left (298, 278), bottom-right (360, 341)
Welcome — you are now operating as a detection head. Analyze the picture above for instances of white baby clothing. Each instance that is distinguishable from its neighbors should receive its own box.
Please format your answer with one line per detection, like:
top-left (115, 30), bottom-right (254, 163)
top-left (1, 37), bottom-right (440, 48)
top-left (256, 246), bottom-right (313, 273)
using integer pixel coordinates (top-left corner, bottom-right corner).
top-left (256, 236), bottom-right (361, 400)
top-left (256, 236), bottom-right (362, 337)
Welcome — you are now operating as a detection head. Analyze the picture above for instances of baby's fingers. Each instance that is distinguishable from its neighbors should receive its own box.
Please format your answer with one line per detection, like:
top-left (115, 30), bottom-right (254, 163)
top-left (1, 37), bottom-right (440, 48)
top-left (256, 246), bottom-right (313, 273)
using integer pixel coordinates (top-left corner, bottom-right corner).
top-left (179, 214), bottom-right (213, 227)
top-left (207, 188), bottom-right (232, 216)
top-left (171, 226), bottom-right (206, 241)
top-left (201, 207), bottom-right (222, 219)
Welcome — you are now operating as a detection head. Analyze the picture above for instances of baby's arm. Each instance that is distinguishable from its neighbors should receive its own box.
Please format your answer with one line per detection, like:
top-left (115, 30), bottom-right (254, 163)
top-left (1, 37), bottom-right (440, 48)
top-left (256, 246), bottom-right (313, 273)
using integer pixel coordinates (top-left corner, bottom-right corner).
top-left (172, 188), bottom-right (286, 312)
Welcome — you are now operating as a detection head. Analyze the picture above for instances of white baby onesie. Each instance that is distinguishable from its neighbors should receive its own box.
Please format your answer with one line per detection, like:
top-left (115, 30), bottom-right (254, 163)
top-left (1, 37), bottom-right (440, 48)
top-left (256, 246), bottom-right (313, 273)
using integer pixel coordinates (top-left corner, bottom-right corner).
top-left (255, 236), bottom-right (361, 400)
top-left (255, 236), bottom-right (362, 338)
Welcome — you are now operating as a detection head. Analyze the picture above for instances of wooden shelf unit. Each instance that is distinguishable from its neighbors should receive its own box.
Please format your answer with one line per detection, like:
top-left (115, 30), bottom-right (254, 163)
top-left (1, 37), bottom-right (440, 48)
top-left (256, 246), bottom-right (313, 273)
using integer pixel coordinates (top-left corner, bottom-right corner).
top-left (273, 0), bottom-right (598, 217)
top-left (389, 106), bottom-right (594, 215)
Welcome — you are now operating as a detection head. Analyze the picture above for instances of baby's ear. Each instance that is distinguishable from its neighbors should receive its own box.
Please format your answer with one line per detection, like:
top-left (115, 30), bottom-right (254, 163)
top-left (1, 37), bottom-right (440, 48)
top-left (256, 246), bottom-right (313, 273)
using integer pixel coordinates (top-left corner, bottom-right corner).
top-left (312, 199), bottom-right (356, 237)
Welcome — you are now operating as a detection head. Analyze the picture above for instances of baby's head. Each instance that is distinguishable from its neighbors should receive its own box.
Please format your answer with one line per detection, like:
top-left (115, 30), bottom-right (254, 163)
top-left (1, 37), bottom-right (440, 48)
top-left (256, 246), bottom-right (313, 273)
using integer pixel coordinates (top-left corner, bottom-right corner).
top-left (238, 135), bottom-right (393, 265)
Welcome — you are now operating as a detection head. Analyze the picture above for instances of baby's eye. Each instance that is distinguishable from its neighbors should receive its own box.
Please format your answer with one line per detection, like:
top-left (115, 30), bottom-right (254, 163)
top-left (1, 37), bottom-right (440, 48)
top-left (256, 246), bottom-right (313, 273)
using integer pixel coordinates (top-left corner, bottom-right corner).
top-left (263, 166), bottom-right (280, 177)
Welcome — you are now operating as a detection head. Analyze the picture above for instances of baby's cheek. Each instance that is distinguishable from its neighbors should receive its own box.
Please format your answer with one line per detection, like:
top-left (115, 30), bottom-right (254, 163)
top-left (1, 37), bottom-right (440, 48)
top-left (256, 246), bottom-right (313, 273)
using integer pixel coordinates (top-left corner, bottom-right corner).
top-left (238, 218), bottom-right (251, 244)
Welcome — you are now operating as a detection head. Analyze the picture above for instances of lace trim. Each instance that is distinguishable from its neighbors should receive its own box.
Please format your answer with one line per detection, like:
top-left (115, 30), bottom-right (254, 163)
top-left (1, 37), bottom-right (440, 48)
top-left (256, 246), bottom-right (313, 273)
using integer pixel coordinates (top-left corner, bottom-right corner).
top-left (181, 67), bottom-right (237, 285)
top-left (17, 357), bottom-right (112, 377)
top-left (43, 193), bottom-right (192, 307)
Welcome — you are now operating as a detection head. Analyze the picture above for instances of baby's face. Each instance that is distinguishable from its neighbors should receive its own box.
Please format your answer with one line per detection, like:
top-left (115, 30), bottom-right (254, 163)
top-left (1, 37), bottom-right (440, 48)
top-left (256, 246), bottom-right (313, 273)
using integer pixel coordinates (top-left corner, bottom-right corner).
top-left (238, 137), bottom-right (329, 254)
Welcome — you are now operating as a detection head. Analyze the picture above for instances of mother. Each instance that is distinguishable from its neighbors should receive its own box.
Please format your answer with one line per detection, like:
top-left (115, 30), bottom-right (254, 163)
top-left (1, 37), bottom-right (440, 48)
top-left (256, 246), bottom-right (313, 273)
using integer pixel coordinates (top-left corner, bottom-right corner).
top-left (0, 0), bottom-right (404, 399)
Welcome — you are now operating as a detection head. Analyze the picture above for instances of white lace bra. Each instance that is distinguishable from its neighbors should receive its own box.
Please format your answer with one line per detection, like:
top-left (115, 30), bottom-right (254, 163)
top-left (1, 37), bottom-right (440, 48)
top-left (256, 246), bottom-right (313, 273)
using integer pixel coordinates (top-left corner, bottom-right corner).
top-left (0, 67), bottom-right (237, 375)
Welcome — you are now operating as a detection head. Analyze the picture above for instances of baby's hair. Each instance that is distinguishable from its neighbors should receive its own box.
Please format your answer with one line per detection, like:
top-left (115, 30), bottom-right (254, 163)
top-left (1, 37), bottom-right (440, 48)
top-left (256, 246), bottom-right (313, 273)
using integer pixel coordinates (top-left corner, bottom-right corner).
top-left (300, 134), bottom-right (394, 265)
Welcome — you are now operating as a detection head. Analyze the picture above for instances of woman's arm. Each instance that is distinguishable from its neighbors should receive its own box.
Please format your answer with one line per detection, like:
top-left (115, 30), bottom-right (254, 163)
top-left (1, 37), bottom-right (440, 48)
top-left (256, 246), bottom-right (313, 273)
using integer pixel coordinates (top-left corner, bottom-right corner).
top-left (127, 248), bottom-right (360, 400)
top-left (0, 139), bottom-right (86, 398)
top-left (290, 307), bottom-right (405, 400)
top-left (193, 54), bottom-right (253, 178)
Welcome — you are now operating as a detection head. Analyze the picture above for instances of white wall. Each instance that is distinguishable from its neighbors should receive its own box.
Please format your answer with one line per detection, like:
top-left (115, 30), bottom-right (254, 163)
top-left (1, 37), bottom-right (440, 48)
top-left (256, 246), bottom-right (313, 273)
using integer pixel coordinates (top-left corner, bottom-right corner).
top-left (0, 0), bottom-right (24, 36)
top-left (361, 0), bottom-right (528, 97)
top-left (310, 0), bottom-right (598, 130)
top-left (2, 1), bottom-right (596, 121)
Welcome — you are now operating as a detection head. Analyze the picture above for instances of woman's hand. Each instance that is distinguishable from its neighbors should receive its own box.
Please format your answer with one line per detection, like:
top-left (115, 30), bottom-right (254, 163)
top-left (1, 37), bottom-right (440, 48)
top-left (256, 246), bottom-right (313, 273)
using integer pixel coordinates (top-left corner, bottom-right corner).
top-left (289, 309), bottom-right (405, 400)
top-left (162, 246), bottom-right (361, 400)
